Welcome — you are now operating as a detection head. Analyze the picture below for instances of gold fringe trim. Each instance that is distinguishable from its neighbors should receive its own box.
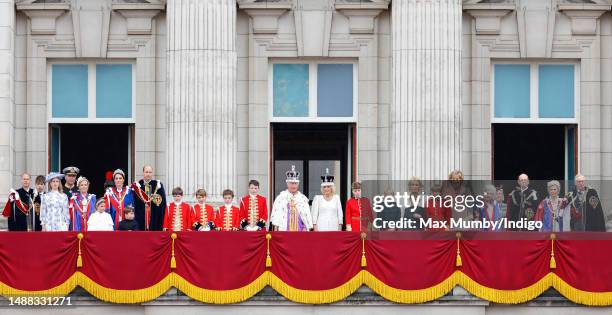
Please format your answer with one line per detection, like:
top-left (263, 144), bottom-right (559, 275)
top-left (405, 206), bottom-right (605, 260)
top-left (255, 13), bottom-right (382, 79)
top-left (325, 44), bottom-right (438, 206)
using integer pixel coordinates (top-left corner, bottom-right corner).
top-left (269, 271), bottom-right (364, 304)
top-left (457, 272), bottom-right (551, 304)
top-left (552, 274), bottom-right (612, 306)
top-left (0, 273), bottom-right (79, 297)
top-left (364, 271), bottom-right (457, 303)
top-left (3, 271), bottom-right (612, 305)
top-left (78, 273), bottom-right (173, 304)
top-left (174, 272), bottom-right (269, 304)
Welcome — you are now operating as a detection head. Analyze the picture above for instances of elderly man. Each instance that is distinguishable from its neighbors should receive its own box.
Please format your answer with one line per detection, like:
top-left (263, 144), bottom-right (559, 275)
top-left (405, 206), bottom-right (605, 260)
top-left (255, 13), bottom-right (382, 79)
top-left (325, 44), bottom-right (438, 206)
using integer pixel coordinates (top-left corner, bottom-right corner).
top-left (506, 173), bottom-right (538, 231)
top-left (131, 165), bottom-right (167, 231)
top-left (2, 173), bottom-right (35, 231)
top-left (271, 165), bottom-right (313, 231)
top-left (567, 174), bottom-right (606, 232)
top-left (62, 166), bottom-right (79, 197)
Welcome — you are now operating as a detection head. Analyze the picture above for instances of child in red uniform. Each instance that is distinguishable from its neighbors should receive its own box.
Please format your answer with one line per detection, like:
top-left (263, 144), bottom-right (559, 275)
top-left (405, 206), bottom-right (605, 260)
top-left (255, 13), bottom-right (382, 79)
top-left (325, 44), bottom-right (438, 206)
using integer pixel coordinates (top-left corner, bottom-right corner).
top-left (239, 180), bottom-right (268, 231)
top-left (191, 189), bottom-right (216, 231)
top-left (216, 189), bottom-right (240, 231)
top-left (425, 184), bottom-right (451, 231)
top-left (345, 182), bottom-right (372, 232)
top-left (163, 187), bottom-right (192, 232)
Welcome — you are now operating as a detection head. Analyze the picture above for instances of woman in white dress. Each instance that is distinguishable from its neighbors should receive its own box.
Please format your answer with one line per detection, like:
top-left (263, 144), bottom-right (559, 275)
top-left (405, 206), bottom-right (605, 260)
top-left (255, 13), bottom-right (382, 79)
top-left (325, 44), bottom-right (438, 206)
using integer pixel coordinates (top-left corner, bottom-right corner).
top-left (40, 172), bottom-right (70, 231)
top-left (311, 169), bottom-right (343, 231)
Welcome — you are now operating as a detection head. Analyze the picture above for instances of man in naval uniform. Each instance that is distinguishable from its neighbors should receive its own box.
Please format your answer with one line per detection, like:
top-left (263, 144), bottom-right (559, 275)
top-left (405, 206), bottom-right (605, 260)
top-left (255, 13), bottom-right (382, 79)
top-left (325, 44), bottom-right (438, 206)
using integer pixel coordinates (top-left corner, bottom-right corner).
top-left (62, 166), bottom-right (79, 198)
top-left (271, 165), bottom-right (313, 231)
top-left (506, 173), bottom-right (538, 231)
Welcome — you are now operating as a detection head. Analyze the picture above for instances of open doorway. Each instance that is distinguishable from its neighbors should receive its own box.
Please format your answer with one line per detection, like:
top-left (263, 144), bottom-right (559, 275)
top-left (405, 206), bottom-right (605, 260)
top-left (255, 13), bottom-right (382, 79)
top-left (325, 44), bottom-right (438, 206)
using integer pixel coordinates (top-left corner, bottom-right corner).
top-left (493, 123), bottom-right (577, 193)
top-left (49, 124), bottom-right (133, 197)
top-left (272, 123), bottom-right (355, 210)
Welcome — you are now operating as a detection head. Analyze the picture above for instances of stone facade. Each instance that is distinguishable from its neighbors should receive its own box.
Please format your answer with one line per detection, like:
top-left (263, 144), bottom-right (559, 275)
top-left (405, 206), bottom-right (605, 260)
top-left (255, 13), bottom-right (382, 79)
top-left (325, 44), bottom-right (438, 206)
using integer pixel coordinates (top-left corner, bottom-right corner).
top-left (2, 0), bottom-right (610, 201)
top-left (1, 0), bottom-right (612, 307)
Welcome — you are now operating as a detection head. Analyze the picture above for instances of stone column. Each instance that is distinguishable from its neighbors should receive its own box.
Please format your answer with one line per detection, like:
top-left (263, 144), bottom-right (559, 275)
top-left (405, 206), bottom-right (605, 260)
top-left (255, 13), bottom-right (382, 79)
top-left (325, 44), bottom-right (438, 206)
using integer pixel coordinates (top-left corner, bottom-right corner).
top-left (0, 0), bottom-right (15, 194)
top-left (166, 0), bottom-right (237, 200)
top-left (390, 0), bottom-right (462, 180)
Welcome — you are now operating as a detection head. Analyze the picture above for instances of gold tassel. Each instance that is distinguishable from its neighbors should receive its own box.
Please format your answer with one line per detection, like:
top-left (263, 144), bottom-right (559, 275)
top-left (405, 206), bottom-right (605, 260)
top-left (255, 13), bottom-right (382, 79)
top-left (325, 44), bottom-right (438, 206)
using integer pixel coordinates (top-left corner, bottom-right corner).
top-left (77, 233), bottom-right (84, 268)
top-left (265, 233), bottom-right (272, 267)
top-left (455, 232), bottom-right (462, 267)
top-left (550, 233), bottom-right (556, 270)
top-left (170, 233), bottom-right (177, 269)
top-left (360, 232), bottom-right (367, 268)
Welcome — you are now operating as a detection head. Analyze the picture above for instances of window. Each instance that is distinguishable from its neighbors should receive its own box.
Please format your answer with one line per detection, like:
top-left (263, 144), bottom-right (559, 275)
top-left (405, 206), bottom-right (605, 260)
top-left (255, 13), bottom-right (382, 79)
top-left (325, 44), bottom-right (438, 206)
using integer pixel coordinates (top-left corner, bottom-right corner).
top-left (273, 64), bottom-right (309, 117)
top-left (51, 65), bottom-right (88, 118)
top-left (493, 64), bottom-right (530, 118)
top-left (270, 61), bottom-right (357, 122)
top-left (538, 65), bottom-right (574, 118)
top-left (96, 64), bottom-right (133, 118)
top-left (492, 62), bottom-right (578, 123)
top-left (49, 62), bottom-right (134, 122)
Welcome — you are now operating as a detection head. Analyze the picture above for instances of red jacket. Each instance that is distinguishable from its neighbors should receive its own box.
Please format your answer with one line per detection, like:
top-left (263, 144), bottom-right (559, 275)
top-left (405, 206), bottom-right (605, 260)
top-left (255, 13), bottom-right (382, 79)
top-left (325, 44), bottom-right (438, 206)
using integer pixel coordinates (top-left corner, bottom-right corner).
top-left (163, 202), bottom-right (193, 232)
top-left (345, 197), bottom-right (372, 232)
top-left (191, 203), bottom-right (216, 230)
top-left (215, 204), bottom-right (240, 231)
top-left (239, 195), bottom-right (268, 230)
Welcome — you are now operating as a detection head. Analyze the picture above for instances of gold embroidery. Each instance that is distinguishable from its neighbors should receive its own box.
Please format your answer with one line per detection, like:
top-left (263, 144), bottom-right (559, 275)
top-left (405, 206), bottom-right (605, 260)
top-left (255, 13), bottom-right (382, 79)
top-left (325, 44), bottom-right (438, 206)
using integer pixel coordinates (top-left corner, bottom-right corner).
top-left (249, 196), bottom-right (259, 226)
top-left (289, 198), bottom-right (299, 231)
top-left (172, 205), bottom-right (182, 231)
top-left (224, 207), bottom-right (232, 231)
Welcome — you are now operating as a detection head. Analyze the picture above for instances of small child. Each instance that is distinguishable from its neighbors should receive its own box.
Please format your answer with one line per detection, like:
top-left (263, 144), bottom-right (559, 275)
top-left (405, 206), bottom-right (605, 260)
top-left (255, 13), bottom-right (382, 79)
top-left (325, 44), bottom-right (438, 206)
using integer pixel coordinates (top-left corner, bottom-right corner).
top-left (215, 189), bottom-right (240, 231)
top-left (163, 187), bottom-right (192, 232)
top-left (192, 189), bottom-right (216, 231)
top-left (118, 206), bottom-right (139, 231)
top-left (88, 199), bottom-right (115, 231)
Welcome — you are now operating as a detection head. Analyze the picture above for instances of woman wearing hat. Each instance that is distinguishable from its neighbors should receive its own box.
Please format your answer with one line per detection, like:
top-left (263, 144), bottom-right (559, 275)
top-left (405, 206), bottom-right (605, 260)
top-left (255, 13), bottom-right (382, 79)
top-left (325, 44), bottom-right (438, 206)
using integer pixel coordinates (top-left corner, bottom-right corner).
top-left (311, 168), bottom-right (343, 231)
top-left (104, 169), bottom-right (134, 229)
top-left (40, 172), bottom-right (70, 231)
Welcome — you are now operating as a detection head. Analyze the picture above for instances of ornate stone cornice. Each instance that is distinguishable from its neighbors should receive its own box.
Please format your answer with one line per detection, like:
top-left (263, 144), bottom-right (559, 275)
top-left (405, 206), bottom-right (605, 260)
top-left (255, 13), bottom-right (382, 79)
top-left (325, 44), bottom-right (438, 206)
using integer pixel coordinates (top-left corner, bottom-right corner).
top-left (113, 3), bottom-right (163, 35)
top-left (336, 1), bottom-right (389, 34)
top-left (238, 0), bottom-right (292, 34)
top-left (16, 2), bottom-right (69, 35)
top-left (558, 4), bottom-right (610, 36)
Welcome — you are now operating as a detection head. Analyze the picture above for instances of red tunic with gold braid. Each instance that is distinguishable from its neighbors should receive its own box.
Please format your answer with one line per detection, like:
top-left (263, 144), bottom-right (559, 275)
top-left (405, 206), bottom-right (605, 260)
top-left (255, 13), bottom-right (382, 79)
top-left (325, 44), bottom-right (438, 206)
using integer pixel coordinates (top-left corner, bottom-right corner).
top-left (191, 203), bottom-right (216, 230)
top-left (163, 202), bottom-right (192, 232)
top-left (215, 204), bottom-right (240, 231)
top-left (239, 194), bottom-right (268, 230)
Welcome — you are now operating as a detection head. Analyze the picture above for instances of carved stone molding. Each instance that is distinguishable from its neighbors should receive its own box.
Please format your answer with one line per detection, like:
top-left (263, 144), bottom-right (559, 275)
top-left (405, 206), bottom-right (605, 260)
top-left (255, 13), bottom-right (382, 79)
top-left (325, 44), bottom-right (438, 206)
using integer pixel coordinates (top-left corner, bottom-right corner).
top-left (238, 0), bottom-right (291, 34)
top-left (336, 0), bottom-right (388, 34)
top-left (17, 2), bottom-right (69, 35)
top-left (115, 9), bottom-right (161, 35)
top-left (464, 5), bottom-right (514, 35)
top-left (559, 4), bottom-right (610, 36)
